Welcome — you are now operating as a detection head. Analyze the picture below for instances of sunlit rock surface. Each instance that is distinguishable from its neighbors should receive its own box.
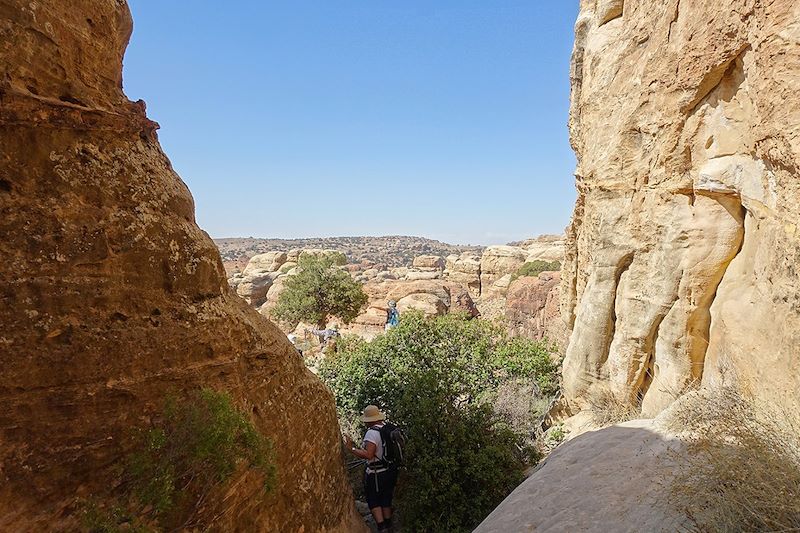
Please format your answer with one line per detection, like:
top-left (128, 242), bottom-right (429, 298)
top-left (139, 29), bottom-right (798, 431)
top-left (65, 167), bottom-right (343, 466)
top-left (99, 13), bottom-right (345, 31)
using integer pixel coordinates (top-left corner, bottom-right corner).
top-left (0, 1), bottom-right (363, 530)
top-left (562, 0), bottom-right (800, 416)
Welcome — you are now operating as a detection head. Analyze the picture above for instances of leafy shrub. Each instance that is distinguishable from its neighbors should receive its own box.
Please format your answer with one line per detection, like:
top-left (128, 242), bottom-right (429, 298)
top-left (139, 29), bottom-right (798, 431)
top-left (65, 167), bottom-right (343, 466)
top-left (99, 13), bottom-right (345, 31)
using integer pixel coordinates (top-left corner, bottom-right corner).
top-left (320, 312), bottom-right (559, 532)
top-left (510, 260), bottom-right (561, 283)
top-left (86, 389), bottom-right (276, 532)
top-left (274, 254), bottom-right (367, 328)
top-left (667, 388), bottom-right (800, 532)
top-left (300, 249), bottom-right (348, 266)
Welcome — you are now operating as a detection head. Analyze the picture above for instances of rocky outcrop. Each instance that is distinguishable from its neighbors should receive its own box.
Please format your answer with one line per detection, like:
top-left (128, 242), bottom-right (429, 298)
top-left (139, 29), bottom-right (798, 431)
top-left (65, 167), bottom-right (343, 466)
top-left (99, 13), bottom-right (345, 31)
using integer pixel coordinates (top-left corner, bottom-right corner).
top-left (412, 254), bottom-right (445, 270)
top-left (474, 419), bottom-right (688, 532)
top-left (562, 0), bottom-right (800, 416)
top-left (0, 2), bottom-right (362, 531)
top-left (479, 246), bottom-right (527, 296)
top-left (340, 279), bottom-right (479, 339)
top-left (521, 235), bottom-right (566, 263)
top-left (506, 272), bottom-right (563, 342)
top-left (244, 251), bottom-right (289, 274)
top-left (444, 253), bottom-right (482, 297)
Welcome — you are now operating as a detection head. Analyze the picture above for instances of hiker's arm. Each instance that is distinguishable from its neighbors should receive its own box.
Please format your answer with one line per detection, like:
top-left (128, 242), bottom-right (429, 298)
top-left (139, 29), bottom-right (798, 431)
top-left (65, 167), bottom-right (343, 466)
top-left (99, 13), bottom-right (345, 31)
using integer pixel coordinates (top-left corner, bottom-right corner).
top-left (346, 439), bottom-right (377, 460)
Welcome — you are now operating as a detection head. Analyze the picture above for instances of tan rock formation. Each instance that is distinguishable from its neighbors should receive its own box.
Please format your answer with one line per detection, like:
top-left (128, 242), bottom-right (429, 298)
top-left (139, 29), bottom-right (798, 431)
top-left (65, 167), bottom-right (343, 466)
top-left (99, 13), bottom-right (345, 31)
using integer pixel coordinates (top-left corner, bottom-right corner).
top-left (562, 0), bottom-right (800, 416)
top-left (474, 419), bottom-right (688, 532)
top-left (236, 270), bottom-right (281, 306)
top-left (0, 1), bottom-right (362, 530)
top-left (523, 237), bottom-right (566, 264)
top-left (444, 253), bottom-right (482, 297)
top-left (243, 251), bottom-right (288, 274)
top-left (405, 270), bottom-right (441, 281)
top-left (506, 272), bottom-right (563, 342)
top-left (341, 279), bottom-right (479, 339)
top-left (412, 254), bottom-right (445, 270)
top-left (480, 246), bottom-right (527, 294)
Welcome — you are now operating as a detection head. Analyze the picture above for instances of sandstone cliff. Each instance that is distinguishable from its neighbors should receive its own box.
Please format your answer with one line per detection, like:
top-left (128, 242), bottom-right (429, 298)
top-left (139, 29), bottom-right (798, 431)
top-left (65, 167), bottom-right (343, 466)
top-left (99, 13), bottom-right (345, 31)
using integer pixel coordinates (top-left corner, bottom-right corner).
top-left (0, 1), bottom-right (362, 530)
top-left (562, 0), bottom-right (800, 416)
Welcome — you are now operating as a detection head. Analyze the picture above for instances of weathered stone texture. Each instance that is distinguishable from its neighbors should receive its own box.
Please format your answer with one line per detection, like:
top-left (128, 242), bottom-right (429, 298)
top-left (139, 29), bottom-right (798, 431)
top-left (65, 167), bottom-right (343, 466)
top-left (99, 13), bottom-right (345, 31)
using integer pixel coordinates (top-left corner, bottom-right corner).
top-left (0, 1), bottom-right (363, 531)
top-left (562, 0), bottom-right (800, 416)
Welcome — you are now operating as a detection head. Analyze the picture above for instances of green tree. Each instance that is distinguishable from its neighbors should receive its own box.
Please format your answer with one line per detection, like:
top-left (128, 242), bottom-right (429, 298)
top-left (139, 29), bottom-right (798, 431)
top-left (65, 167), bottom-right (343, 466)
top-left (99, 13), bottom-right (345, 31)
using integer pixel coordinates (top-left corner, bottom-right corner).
top-left (319, 312), bottom-right (559, 532)
top-left (273, 254), bottom-right (367, 328)
top-left (510, 260), bottom-right (561, 283)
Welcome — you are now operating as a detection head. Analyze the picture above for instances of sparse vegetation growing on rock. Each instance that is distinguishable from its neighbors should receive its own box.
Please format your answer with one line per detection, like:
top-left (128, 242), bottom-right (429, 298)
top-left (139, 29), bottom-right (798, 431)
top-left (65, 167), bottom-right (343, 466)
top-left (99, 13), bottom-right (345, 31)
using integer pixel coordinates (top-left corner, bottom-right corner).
top-left (510, 260), bottom-right (561, 283)
top-left (585, 385), bottom-right (641, 427)
top-left (320, 312), bottom-right (559, 532)
top-left (273, 254), bottom-right (368, 328)
top-left (84, 390), bottom-right (276, 532)
top-left (667, 388), bottom-right (800, 532)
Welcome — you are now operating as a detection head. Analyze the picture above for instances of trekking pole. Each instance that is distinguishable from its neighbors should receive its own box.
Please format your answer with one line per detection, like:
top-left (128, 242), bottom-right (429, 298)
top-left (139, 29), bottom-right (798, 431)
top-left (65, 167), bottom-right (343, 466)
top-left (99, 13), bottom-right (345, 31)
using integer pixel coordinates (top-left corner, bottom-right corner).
top-left (347, 459), bottom-right (366, 470)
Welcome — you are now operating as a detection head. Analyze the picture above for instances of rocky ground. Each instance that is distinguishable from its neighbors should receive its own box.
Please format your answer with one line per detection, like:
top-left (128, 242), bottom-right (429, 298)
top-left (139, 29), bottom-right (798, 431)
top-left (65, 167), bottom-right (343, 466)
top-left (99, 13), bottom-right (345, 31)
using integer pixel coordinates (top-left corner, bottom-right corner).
top-left (215, 236), bottom-right (484, 274)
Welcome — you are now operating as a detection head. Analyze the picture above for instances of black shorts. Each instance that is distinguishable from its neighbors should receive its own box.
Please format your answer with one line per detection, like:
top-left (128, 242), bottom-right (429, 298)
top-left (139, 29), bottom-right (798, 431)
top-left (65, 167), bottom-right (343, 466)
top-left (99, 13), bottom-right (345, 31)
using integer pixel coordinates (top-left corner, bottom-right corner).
top-left (364, 467), bottom-right (398, 509)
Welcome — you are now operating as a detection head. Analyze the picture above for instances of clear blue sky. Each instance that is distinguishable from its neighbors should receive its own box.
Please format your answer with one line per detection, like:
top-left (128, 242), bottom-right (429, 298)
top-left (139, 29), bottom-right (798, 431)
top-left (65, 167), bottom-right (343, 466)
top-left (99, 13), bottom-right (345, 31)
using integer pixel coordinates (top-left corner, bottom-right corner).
top-left (124, 1), bottom-right (578, 246)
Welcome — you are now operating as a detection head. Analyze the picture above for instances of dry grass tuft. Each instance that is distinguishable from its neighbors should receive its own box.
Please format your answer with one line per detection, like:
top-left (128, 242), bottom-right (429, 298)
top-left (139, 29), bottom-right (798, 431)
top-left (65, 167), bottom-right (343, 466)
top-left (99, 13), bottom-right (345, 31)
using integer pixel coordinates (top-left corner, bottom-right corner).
top-left (585, 385), bottom-right (640, 427)
top-left (666, 387), bottom-right (800, 532)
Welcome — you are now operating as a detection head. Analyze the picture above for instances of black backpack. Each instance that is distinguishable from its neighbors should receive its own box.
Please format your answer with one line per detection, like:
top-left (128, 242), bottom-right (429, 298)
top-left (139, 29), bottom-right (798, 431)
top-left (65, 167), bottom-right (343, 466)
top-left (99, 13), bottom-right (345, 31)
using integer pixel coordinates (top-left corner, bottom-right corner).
top-left (371, 422), bottom-right (406, 468)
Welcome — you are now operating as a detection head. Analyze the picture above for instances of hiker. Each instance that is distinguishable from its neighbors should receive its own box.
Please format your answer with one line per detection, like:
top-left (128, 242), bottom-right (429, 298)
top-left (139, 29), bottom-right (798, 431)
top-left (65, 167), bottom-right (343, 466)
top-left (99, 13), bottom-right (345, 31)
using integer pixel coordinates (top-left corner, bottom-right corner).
top-left (344, 405), bottom-right (400, 533)
top-left (307, 326), bottom-right (339, 348)
top-left (385, 300), bottom-right (399, 331)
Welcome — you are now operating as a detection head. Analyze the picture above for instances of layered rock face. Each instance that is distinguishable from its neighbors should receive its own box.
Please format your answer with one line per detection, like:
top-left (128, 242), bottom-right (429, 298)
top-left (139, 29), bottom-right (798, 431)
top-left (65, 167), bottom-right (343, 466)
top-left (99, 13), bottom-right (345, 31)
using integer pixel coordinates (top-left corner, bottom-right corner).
top-left (506, 272), bottom-right (565, 344)
top-left (562, 0), bottom-right (800, 415)
top-left (0, 2), bottom-right (361, 531)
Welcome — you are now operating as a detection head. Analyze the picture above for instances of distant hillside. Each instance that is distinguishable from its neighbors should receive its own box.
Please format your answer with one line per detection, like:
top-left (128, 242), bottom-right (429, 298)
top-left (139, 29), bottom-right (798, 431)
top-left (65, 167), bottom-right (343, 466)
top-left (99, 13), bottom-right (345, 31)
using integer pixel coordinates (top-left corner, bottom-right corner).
top-left (214, 236), bottom-right (485, 273)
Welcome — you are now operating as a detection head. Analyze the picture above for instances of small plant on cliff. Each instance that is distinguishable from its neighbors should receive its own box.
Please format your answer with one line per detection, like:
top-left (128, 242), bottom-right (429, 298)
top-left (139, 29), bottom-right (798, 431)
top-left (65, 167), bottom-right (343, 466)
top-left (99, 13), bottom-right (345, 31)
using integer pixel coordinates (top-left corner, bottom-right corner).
top-left (320, 312), bottom-right (559, 532)
top-left (585, 384), bottom-right (640, 427)
top-left (510, 260), bottom-right (561, 283)
top-left (273, 254), bottom-right (367, 328)
top-left (667, 388), bottom-right (800, 532)
top-left (85, 389), bottom-right (276, 532)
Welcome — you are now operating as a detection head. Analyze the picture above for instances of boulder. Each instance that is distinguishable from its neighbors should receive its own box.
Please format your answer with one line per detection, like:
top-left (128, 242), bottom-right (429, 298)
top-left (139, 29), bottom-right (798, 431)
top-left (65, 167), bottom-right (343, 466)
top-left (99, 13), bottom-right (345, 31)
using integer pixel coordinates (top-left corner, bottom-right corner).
top-left (446, 283), bottom-right (480, 318)
top-left (375, 271), bottom-right (397, 282)
top-left (235, 270), bottom-right (281, 306)
top-left (396, 293), bottom-right (448, 316)
top-left (412, 255), bottom-right (445, 270)
top-left (474, 420), bottom-right (687, 532)
top-left (242, 250), bottom-right (287, 274)
top-left (523, 235), bottom-right (566, 264)
top-left (286, 248), bottom-right (303, 262)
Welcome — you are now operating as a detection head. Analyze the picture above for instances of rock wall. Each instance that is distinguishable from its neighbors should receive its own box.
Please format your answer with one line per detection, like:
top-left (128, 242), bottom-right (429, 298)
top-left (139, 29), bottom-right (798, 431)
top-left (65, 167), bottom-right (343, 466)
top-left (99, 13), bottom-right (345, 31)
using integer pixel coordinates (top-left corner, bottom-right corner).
top-left (506, 272), bottom-right (566, 345)
top-left (0, 1), bottom-right (362, 531)
top-left (562, 0), bottom-right (800, 416)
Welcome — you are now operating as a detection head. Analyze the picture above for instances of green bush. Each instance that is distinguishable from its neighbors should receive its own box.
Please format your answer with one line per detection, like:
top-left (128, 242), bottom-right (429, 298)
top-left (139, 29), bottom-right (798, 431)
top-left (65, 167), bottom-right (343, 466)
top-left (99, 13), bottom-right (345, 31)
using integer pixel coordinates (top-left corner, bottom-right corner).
top-left (320, 312), bottom-right (559, 532)
top-left (85, 389), bottom-right (276, 532)
top-left (274, 254), bottom-right (367, 328)
top-left (510, 260), bottom-right (561, 283)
